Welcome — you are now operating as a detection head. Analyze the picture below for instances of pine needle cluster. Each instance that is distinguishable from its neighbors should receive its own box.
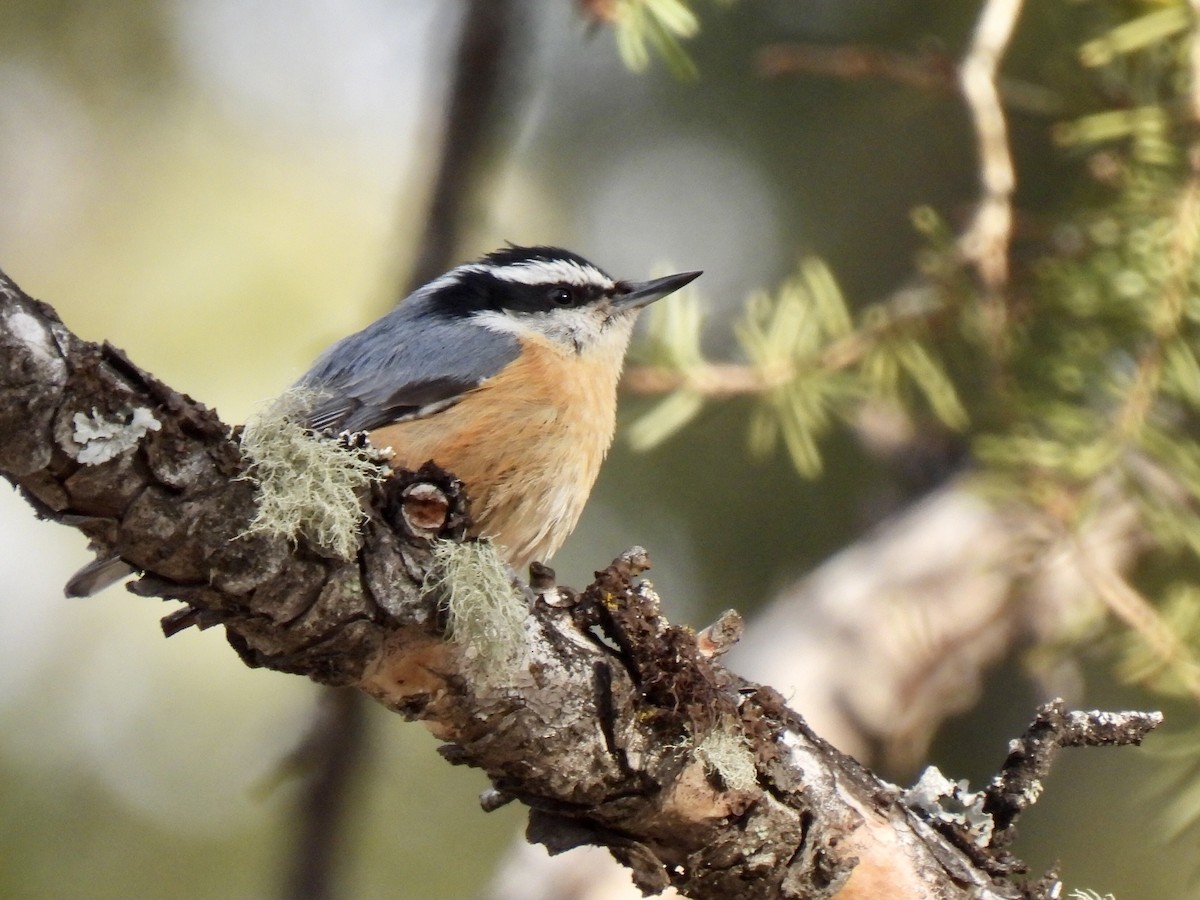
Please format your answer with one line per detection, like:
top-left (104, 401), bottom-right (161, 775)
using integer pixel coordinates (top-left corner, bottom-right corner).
top-left (627, 1), bottom-right (1200, 707)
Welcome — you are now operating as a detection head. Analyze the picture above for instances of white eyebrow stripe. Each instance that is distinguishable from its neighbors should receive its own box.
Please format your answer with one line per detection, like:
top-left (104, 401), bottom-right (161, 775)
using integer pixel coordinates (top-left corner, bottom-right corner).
top-left (469, 309), bottom-right (526, 336)
top-left (461, 259), bottom-right (614, 289)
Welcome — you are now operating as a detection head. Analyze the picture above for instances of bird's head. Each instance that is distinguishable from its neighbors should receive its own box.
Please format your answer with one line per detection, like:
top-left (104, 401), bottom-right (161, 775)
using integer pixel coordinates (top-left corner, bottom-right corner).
top-left (423, 245), bottom-right (700, 356)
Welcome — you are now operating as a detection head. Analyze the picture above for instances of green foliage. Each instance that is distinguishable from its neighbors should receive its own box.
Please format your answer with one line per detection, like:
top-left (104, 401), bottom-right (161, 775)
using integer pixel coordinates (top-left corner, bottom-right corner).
top-left (1077, 5), bottom-right (1191, 68)
top-left (632, 257), bottom-right (966, 477)
top-left (627, 282), bottom-right (707, 452)
top-left (626, 0), bottom-right (1200, 718)
top-left (1146, 723), bottom-right (1200, 846)
top-left (735, 263), bottom-right (858, 477)
top-left (1032, 0), bottom-right (1200, 862)
top-left (604, 0), bottom-right (726, 79)
top-left (1117, 582), bottom-right (1200, 695)
top-left (981, 92), bottom-right (1200, 526)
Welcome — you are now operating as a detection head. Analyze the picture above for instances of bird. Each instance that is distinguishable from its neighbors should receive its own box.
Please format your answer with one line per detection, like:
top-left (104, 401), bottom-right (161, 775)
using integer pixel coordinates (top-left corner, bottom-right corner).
top-left (65, 245), bottom-right (700, 595)
top-left (297, 245), bottom-right (700, 570)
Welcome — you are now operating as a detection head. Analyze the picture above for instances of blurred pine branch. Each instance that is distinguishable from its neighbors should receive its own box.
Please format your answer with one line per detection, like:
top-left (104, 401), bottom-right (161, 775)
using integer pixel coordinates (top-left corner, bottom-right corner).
top-left (578, 0), bottom-right (714, 79)
top-left (596, 0), bottom-right (1200, 866)
top-left (621, 0), bottom-right (1200, 837)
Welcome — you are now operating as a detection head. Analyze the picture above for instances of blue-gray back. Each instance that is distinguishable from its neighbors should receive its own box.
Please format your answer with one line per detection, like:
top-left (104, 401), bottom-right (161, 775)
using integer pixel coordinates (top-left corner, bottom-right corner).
top-left (296, 293), bottom-right (520, 433)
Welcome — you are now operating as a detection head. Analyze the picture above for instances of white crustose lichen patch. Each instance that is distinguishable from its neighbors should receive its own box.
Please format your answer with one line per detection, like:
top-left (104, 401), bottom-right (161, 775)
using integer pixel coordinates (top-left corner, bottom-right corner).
top-left (71, 407), bottom-right (162, 465)
top-left (902, 765), bottom-right (995, 848)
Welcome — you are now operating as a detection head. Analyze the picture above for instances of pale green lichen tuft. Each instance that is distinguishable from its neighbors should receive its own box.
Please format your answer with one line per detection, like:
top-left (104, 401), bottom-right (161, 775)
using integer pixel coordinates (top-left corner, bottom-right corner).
top-left (425, 539), bottom-right (527, 670)
top-left (239, 388), bottom-right (388, 559)
top-left (695, 726), bottom-right (758, 792)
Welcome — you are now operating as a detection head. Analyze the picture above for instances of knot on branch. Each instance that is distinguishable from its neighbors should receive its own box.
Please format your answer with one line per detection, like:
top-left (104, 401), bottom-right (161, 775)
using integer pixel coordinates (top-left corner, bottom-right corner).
top-left (382, 461), bottom-right (472, 544)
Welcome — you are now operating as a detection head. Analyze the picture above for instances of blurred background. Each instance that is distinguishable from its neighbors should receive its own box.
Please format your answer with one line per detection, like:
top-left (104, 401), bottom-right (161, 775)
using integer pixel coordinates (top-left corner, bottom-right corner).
top-left (1, 1), bottom-right (1195, 898)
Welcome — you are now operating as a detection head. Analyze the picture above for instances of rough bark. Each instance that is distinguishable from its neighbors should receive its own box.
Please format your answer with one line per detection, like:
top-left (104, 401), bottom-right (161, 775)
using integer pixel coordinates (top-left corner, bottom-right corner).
top-left (0, 269), bottom-right (1157, 899)
top-left (483, 481), bottom-right (1144, 900)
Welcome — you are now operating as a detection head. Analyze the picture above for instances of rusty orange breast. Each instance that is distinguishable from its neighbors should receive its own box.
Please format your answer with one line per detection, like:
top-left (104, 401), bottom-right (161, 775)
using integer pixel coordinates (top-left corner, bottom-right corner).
top-left (368, 334), bottom-right (624, 569)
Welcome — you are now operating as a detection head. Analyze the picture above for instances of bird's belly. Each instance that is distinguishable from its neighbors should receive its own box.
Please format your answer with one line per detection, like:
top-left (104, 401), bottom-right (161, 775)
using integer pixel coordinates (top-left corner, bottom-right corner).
top-left (367, 346), bottom-right (619, 570)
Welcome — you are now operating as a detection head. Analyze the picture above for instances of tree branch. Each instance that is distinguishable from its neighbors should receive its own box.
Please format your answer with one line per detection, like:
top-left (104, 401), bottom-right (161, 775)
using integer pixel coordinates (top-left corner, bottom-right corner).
top-left (0, 269), bottom-right (1159, 899)
top-left (984, 699), bottom-right (1163, 848)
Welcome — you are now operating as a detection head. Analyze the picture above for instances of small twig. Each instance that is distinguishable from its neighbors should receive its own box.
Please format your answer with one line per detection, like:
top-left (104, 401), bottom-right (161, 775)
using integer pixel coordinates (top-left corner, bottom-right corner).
top-left (756, 41), bottom-right (1061, 116)
top-left (695, 609), bottom-right (743, 658)
top-left (958, 0), bottom-right (1024, 335)
top-left (984, 699), bottom-right (1162, 848)
top-left (622, 362), bottom-right (785, 397)
top-left (756, 43), bottom-right (958, 93)
top-left (623, 286), bottom-right (947, 397)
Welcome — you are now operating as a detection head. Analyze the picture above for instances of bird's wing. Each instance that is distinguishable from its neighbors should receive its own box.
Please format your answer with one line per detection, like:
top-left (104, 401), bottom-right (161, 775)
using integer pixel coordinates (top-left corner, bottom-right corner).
top-left (297, 308), bottom-right (521, 434)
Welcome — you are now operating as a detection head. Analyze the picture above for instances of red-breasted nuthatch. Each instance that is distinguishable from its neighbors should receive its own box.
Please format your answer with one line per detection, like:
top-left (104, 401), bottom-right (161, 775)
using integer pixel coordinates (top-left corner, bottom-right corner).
top-left (66, 245), bottom-right (699, 595)
top-left (298, 245), bottom-right (700, 570)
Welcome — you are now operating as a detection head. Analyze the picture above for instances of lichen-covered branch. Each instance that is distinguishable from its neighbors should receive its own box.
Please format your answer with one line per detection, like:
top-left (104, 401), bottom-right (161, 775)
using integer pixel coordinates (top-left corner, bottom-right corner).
top-left (984, 700), bottom-right (1163, 847)
top-left (0, 268), bottom-right (1159, 899)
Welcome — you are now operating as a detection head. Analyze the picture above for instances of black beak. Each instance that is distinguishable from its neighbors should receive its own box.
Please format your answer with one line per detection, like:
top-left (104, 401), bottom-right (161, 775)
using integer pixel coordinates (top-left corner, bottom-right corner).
top-left (613, 270), bottom-right (702, 311)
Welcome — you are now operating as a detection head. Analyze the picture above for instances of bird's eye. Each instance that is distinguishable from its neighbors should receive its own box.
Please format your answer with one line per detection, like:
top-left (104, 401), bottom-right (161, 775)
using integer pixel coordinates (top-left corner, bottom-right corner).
top-left (549, 287), bottom-right (574, 306)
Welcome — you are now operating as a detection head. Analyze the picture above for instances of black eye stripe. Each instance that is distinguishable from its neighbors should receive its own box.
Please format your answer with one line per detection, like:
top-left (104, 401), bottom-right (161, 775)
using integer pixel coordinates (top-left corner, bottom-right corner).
top-left (436, 271), bottom-right (609, 317)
